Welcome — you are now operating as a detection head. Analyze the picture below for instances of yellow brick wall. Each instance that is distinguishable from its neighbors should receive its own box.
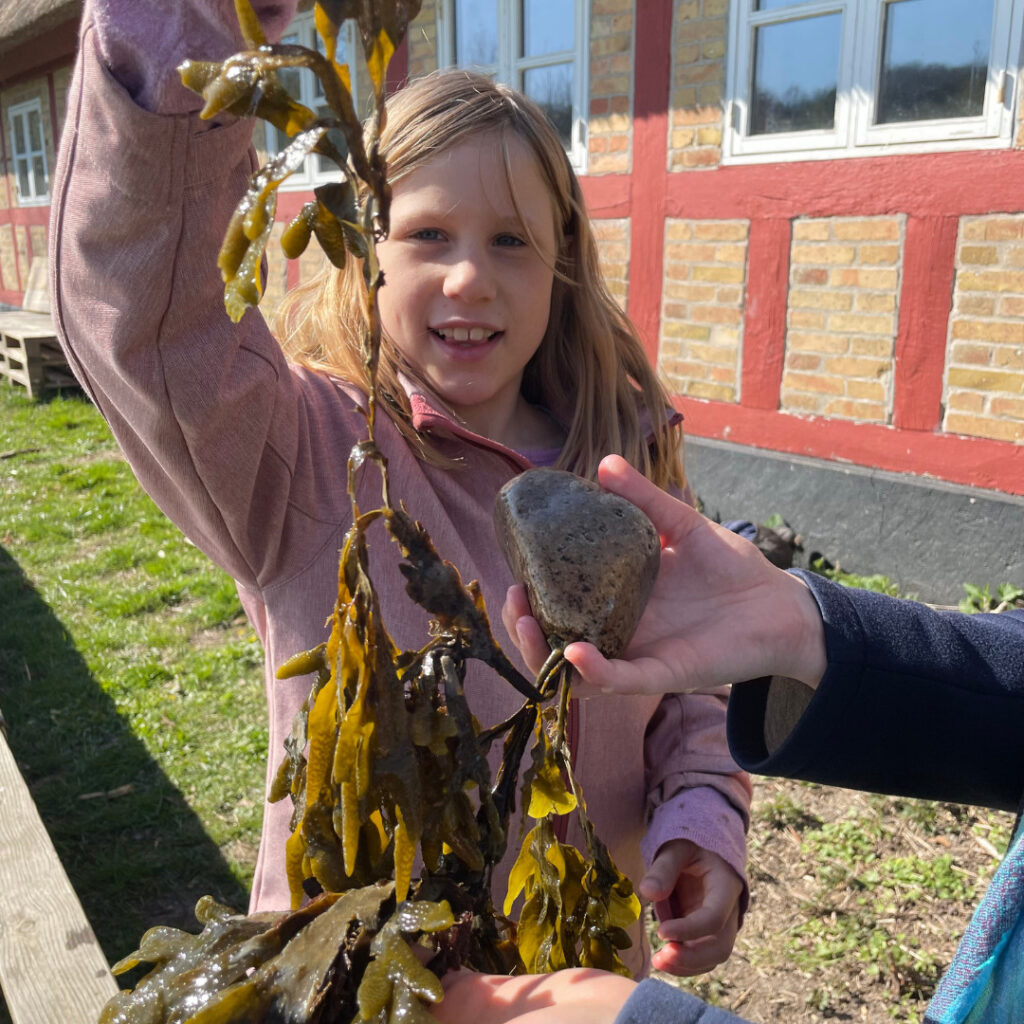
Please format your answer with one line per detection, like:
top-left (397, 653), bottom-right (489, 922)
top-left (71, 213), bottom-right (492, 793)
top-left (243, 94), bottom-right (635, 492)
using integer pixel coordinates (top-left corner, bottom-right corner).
top-left (29, 224), bottom-right (46, 263)
top-left (658, 218), bottom-right (748, 402)
top-left (53, 66), bottom-right (72, 136)
top-left (1017, 84), bottom-right (1024, 148)
top-left (593, 217), bottom-right (630, 308)
top-left (408, 0), bottom-right (441, 79)
top-left (668, 0), bottom-right (727, 171)
top-left (14, 225), bottom-right (29, 288)
top-left (587, 0), bottom-right (634, 175)
top-left (0, 224), bottom-right (16, 291)
top-left (943, 215), bottom-right (1024, 444)
top-left (261, 232), bottom-right (331, 326)
top-left (781, 217), bottom-right (904, 423)
top-left (298, 240), bottom-right (330, 287)
top-left (262, 224), bottom-right (290, 322)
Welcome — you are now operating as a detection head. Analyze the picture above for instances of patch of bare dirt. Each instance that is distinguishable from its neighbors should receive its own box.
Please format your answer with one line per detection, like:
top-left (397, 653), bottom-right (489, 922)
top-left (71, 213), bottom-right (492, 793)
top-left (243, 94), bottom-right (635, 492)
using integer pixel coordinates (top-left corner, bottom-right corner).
top-left (657, 777), bottom-right (1012, 1023)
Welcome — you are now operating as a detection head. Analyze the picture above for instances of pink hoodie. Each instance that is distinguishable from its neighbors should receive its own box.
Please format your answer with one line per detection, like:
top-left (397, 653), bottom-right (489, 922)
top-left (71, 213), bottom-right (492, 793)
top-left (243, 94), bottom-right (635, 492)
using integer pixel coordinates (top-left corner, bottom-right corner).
top-left (51, 4), bottom-right (751, 975)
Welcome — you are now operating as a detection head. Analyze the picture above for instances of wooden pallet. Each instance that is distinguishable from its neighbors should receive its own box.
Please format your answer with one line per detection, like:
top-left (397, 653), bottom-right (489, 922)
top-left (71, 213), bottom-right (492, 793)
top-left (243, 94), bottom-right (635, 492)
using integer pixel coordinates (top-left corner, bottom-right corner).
top-left (0, 312), bottom-right (76, 400)
top-left (0, 716), bottom-right (119, 1023)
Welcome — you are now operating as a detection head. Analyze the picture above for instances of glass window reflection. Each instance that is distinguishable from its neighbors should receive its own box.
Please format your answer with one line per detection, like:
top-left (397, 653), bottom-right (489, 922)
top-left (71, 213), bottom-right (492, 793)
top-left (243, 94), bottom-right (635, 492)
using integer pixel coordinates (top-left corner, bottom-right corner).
top-left (523, 64), bottom-right (573, 147)
top-left (33, 156), bottom-right (47, 194)
top-left (455, 0), bottom-right (498, 66)
top-left (877, 0), bottom-right (994, 123)
top-left (12, 113), bottom-right (26, 153)
top-left (27, 109), bottom-right (42, 150)
top-left (750, 13), bottom-right (841, 133)
top-left (523, 0), bottom-right (574, 57)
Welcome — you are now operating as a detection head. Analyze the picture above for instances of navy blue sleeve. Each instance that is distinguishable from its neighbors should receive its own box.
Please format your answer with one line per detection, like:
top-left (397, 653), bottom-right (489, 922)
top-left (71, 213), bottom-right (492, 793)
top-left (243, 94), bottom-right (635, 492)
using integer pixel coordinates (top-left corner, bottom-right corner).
top-left (613, 979), bottom-right (753, 1024)
top-left (727, 572), bottom-right (1024, 811)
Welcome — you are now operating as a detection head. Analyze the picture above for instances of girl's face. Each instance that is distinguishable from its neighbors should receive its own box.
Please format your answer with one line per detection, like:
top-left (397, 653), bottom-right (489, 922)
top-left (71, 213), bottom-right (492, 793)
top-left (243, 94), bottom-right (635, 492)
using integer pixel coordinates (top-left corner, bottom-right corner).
top-left (376, 132), bottom-right (559, 448)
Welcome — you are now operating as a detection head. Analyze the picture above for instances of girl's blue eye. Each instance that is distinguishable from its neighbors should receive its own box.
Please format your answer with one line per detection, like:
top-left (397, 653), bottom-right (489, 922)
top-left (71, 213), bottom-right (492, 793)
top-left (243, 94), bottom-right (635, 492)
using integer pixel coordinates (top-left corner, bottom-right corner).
top-left (411, 228), bottom-right (444, 241)
top-left (495, 234), bottom-right (526, 247)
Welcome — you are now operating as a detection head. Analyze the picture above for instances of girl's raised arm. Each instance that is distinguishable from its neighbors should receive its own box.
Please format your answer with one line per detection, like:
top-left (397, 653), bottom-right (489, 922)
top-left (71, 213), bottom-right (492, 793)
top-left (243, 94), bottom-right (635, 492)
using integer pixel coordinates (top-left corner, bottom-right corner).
top-left (52, 1), bottom-right (365, 590)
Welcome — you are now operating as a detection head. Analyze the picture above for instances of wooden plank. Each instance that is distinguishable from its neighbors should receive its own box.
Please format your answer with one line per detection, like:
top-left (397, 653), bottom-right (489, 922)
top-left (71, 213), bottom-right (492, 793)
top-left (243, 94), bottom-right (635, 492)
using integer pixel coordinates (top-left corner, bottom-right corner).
top-left (0, 728), bottom-right (119, 1024)
top-left (0, 337), bottom-right (45, 399)
top-left (21, 259), bottom-right (50, 316)
top-left (0, 311), bottom-right (56, 338)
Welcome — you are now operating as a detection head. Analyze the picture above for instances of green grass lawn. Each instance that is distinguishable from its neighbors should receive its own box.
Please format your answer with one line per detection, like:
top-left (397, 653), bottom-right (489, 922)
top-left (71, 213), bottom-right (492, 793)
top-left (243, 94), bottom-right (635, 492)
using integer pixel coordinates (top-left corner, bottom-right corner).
top-left (0, 384), bottom-right (266, 993)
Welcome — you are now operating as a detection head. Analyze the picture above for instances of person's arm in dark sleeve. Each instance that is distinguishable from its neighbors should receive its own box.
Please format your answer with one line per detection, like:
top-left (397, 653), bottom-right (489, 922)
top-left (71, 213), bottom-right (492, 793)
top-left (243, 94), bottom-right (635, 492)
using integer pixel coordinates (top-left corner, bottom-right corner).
top-left (728, 571), bottom-right (1024, 811)
top-left (613, 979), bottom-right (753, 1024)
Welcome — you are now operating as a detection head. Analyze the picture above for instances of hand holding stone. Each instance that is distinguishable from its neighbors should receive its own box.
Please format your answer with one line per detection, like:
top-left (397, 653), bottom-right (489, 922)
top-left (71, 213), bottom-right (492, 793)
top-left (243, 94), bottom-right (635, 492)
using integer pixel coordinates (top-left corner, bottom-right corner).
top-left (494, 468), bottom-right (660, 660)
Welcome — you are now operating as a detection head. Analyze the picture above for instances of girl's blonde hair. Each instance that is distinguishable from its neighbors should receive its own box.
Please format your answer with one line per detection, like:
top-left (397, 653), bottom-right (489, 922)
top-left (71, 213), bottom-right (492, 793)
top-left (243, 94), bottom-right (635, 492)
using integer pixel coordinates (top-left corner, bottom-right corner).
top-left (275, 69), bottom-right (685, 490)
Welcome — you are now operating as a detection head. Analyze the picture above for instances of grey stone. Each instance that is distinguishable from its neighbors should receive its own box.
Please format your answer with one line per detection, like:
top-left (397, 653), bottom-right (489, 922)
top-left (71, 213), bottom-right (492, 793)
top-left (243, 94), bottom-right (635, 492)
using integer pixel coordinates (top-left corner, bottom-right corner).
top-left (494, 468), bottom-right (660, 658)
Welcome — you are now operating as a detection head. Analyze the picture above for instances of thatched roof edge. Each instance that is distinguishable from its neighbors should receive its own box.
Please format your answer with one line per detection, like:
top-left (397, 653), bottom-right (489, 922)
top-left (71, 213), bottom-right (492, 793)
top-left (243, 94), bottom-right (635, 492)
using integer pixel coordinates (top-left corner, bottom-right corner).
top-left (0, 0), bottom-right (80, 56)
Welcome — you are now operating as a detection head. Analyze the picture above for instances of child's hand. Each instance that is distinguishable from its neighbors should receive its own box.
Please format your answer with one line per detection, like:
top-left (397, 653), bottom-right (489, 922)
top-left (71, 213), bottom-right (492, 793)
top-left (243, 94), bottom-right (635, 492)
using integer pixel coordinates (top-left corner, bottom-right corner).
top-left (641, 839), bottom-right (743, 976)
top-left (89, 0), bottom-right (299, 115)
top-left (431, 969), bottom-right (635, 1024)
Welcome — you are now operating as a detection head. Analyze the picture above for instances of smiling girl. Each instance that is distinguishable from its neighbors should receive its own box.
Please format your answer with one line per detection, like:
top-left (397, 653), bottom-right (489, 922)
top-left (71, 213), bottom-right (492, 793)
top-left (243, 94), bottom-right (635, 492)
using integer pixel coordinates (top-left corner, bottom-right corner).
top-left (52, 0), bottom-right (751, 979)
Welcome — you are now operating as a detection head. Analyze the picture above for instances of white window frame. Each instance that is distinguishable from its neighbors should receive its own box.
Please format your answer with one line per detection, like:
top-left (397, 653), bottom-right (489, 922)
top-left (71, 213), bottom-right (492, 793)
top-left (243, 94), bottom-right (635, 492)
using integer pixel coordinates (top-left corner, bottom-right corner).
top-left (7, 99), bottom-right (49, 205)
top-left (269, 10), bottom-right (361, 191)
top-left (436, 1), bottom-right (590, 171)
top-left (725, 0), bottom-right (1024, 164)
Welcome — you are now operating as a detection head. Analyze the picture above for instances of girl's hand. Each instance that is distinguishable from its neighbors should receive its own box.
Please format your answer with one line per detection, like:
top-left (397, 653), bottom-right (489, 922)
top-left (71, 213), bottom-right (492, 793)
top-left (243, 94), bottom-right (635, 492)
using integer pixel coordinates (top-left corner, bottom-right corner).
top-left (641, 840), bottom-right (743, 976)
top-left (90, 0), bottom-right (298, 115)
top-left (431, 969), bottom-right (636, 1024)
top-left (503, 455), bottom-right (827, 696)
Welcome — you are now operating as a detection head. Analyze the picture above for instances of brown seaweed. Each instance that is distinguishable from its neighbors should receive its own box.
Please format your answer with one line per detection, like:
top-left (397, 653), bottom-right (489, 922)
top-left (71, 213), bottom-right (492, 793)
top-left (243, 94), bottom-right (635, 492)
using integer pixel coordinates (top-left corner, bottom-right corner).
top-left (99, 2), bottom-right (640, 1021)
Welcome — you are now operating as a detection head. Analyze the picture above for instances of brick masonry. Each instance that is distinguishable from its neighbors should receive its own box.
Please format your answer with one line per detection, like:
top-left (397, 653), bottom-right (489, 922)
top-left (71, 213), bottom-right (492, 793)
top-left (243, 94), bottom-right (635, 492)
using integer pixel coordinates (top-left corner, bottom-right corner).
top-left (943, 215), bottom-right (1024, 444)
top-left (408, 0), bottom-right (440, 80)
top-left (261, 223), bottom-right (290, 322)
top-left (52, 67), bottom-right (72, 134)
top-left (1017, 76), bottom-right (1024, 148)
top-left (592, 217), bottom-right (630, 309)
top-left (781, 216), bottom-right (904, 424)
top-left (14, 225), bottom-right (29, 290)
top-left (658, 218), bottom-right (748, 402)
top-left (0, 224), bottom-right (16, 292)
top-left (667, 0), bottom-right (727, 172)
top-left (588, 0), bottom-right (634, 175)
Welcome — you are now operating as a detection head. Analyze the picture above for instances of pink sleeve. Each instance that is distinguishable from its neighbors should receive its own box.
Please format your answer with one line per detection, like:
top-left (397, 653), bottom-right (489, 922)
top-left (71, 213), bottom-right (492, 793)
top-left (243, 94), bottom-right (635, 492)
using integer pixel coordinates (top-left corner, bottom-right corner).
top-left (85, 0), bottom-right (297, 114)
top-left (642, 690), bottom-right (753, 906)
top-left (50, 21), bottom-right (360, 590)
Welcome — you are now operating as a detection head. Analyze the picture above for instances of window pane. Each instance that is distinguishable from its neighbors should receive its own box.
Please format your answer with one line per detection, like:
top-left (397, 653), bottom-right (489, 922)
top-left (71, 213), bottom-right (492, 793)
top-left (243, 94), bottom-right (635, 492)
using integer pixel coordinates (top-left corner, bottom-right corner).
top-left (27, 109), bottom-right (43, 151)
top-left (522, 63), bottom-right (573, 147)
top-left (749, 14), bottom-right (841, 134)
top-left (877, 0), bottom-right (994, 124)
top-left (455, 0), bottom-right (498, 66)
top-left (16, 160), bottom-right (31, 199)
top-left (12, 113), bottom-right (26, 154)
top-left (314, 103), bottom-right (349, 176)
top-left (32, 156), bottom-right (47, 196)
top-left (522, 0), bottom-right (574, 57)
top-left (313, 31), bottom-right (327, 100)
